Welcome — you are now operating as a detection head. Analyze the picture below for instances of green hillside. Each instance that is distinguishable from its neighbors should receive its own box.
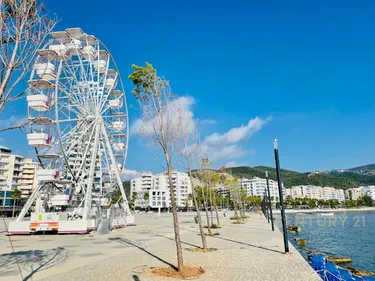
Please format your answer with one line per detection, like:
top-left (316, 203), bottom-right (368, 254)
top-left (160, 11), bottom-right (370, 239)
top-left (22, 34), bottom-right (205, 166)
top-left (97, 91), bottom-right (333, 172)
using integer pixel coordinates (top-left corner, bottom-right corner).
top-left (225, 166), bottom-right (361, 189)
top-left (348, 164), bottom-right (375, 174)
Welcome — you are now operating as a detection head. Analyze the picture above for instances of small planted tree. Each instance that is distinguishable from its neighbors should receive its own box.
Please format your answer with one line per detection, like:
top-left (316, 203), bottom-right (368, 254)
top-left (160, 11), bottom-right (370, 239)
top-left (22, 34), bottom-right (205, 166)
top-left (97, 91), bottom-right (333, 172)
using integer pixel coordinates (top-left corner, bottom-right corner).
top-left (129, 63), bottom-right (184, 271)
top-left (178, 131), bottom-right (208, 249)
top-left (0, 0), bottom-right (56, 119)
top-left (200, 159), bottom-right (221, 227)
top-left (11, 188), bottom-right (21, 217)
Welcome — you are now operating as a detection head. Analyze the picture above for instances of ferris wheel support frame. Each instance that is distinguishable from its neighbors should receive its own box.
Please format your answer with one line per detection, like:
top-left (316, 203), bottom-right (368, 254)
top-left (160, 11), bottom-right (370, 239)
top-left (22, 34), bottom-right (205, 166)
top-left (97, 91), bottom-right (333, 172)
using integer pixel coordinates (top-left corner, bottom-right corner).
top-left (7, 27), bottom-right (134, 235)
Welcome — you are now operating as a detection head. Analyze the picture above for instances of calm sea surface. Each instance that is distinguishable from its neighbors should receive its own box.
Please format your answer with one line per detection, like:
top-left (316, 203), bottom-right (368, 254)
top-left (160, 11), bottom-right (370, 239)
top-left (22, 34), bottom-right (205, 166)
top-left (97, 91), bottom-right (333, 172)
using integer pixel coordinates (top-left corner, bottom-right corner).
top-left (275, 211), bottom-right (375, 272)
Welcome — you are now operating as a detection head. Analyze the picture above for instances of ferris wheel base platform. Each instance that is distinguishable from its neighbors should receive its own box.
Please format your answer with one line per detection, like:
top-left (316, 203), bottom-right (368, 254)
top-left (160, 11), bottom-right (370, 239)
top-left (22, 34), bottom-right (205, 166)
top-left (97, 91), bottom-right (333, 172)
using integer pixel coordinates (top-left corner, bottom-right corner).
top-left (8, 216), bottom-right (136, 235)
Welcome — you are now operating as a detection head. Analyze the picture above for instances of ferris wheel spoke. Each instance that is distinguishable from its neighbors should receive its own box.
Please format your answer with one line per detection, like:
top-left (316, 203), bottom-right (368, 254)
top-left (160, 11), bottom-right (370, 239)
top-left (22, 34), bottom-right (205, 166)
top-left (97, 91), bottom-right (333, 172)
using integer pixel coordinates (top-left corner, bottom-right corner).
top-left (63, 121), bottom-right (95, 154)
top-left (77, 120), bottom-right (98, 174)
top-left (62, 60), bottom-right (96, 107)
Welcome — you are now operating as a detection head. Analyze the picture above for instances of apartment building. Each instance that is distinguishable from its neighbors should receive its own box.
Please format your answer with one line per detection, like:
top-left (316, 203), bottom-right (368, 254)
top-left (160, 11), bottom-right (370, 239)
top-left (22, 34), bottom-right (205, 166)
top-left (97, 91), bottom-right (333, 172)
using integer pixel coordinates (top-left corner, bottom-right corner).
top-left (130, 173), bottom-right (153, 208)
top-left (345, 187), bottom-right (364, 201)
top-left (131, 170), bottom-right (192, 209)
top-left (19, 158), bottom-right (39, 199)
top-left (239, 177), bottom-right (280, 201)
top-left (7, 154), bottom-right (25, 191)
top-left (0, 146), bottom-right (11, 190)
top-left (290, 185), bottom-right (345, 202)
top-left (0, 147), bottom-right (40, 207)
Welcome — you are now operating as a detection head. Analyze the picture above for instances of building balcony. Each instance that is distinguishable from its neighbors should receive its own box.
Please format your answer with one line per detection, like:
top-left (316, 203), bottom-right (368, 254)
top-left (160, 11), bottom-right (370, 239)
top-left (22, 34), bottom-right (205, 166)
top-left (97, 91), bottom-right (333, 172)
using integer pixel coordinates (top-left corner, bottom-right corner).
top-left (0, 158), bottom-right (9, 164)
top-left (13, 175), bottom-right (22, 179)
top-left (21, 185), bottom-right (33, 190)
top-left (22, 168), bottom-right (35, 173)
top-left (0, 175), bottom-right (7, 180)
top-left (0, 165), bottom-right (8, 170)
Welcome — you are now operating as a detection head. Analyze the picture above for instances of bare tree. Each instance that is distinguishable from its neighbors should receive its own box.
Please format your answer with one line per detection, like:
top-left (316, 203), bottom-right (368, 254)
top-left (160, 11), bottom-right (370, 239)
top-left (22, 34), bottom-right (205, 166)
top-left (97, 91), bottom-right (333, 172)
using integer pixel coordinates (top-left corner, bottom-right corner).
top-left (201, 158), bottom-right (221, 227)
top-left (129, 62), bottom-right (185, 271)
top-left (0, 0), bottom-right (56, 115)
top-left (178, 131), bottom-right (208, 250)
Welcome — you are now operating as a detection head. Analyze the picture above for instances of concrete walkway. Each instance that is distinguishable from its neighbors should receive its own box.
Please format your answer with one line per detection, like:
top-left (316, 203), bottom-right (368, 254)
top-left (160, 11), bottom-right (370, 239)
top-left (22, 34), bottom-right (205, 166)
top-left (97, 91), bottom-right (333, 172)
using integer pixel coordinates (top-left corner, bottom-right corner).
top-left (1, 212), bottom-right (321, 281)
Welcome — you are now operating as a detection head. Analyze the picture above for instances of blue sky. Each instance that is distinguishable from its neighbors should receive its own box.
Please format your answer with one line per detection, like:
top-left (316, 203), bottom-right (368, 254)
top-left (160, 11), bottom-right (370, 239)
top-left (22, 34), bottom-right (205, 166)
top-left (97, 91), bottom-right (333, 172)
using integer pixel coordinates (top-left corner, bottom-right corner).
top-left (1, 0), bottom-right (375, 175)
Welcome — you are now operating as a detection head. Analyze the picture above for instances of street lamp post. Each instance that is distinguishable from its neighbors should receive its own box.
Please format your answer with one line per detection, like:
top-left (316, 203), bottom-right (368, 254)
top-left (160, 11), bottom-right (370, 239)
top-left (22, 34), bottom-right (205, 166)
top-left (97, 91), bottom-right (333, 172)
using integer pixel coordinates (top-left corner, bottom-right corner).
top-left (264, 188), bottom-right (270, 223)
top-left (273, 138), bottom-right (289, 253)
top-left (266, 171), bottom-right (275, 231)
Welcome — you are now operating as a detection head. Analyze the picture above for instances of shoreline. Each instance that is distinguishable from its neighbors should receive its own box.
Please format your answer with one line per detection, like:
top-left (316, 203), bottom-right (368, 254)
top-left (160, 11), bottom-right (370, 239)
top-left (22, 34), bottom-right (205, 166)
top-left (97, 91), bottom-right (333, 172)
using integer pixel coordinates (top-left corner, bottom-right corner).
top-left (273, 207), bottom-right (375, 214)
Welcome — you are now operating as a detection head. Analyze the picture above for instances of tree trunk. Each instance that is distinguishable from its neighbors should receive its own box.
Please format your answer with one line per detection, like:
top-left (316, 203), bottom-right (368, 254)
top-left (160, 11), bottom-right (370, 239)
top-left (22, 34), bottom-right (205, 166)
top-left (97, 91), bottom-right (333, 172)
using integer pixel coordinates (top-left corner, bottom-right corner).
top-left (213, 194), bottom-right (220, 226)
top-left (12, 198), bottom-right (16, 218)
top-left (188, 171), bottom-right (207, 250)
top-left (233, 197), bottom-right (238, 218)
top-left (201, 187), bottom-right (212, 235)
top-left (166, 163), bottom-right (183, 271)
top-left (209, 188), bottom-right (214, 227)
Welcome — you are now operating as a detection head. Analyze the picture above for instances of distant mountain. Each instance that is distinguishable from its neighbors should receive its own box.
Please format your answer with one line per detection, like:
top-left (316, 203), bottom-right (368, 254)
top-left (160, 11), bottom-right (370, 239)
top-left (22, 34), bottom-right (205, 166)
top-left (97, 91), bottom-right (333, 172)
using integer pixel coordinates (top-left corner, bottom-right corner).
top-left (223, 166), bottom-right (363, 189)
top-left (348, 164), bottom-right (375, 175)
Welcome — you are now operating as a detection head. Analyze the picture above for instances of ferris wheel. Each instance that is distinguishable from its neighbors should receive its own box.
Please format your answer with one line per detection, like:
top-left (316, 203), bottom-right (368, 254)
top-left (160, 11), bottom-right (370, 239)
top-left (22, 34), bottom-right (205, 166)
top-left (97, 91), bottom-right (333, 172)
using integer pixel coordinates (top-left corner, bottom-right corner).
top-left (9, 28), bottom-right (133, 235)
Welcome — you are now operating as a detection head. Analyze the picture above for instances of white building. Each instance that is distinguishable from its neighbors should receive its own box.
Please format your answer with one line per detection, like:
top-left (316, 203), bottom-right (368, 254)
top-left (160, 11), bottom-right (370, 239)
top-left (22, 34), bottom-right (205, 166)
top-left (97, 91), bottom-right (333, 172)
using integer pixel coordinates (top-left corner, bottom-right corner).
top-left (362, 186), bottom-right (375, 200)
top-left (131, 170), bottom-right (192, 209)
top-left (0, 146), bottom-right (26, 191)
top-left (345, 187), bottom-right (364, 201)
top-left (19, 158), bottom-right (39, 199)
top-left (0, 146), bottom-right (41, 207)
top-left (0, 146), bottom-right (11, 190)
top-left (335, 189), bottom-right (346, 203)
top-left (290, 185), bottom-right (345, 203)
top-left (130, 173), bottom-right (153, 208)
top-left (239, 177), bottom-right (280, 201)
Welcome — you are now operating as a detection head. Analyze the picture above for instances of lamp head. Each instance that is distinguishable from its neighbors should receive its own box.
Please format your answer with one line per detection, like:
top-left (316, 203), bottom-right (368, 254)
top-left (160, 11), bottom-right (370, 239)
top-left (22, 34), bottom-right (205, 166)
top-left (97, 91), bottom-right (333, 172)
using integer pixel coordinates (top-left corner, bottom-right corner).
top-left (273, 138), bottom-right (278, 150)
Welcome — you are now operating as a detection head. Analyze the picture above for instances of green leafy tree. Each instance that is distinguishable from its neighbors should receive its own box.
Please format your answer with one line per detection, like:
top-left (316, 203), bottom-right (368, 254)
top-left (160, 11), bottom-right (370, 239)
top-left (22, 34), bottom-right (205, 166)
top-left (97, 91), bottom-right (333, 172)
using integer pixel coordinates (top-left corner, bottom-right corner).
top-left (344, 200), bottom-right (357, 208)
top-left (361, 195), bottom-right (373, 207)
top-left (329, 199), bottom-right (339, 209)
top-left (308, 200), bottom-right (317, 209)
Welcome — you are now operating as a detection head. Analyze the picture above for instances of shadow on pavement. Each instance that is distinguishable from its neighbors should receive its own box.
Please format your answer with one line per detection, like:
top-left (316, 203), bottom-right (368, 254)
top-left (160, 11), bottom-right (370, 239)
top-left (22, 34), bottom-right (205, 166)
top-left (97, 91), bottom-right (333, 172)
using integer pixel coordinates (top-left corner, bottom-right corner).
top-left (0, 247), bottom-right (69, 281)
top-left (108, 237), bottom-right (177, 270)
top-left (154, 233), bottom-right (201, 249)
top-left (132, 274), bottom-right (141, 281)
top-left (210, 235), bottom-right (284, 254)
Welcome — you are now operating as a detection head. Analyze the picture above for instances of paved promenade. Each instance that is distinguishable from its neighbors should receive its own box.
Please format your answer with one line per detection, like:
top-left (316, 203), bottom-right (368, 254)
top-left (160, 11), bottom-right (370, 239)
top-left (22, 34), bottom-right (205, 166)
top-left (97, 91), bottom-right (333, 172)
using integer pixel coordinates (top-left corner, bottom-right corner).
top-left (0, 212), bottom-right (320, 281)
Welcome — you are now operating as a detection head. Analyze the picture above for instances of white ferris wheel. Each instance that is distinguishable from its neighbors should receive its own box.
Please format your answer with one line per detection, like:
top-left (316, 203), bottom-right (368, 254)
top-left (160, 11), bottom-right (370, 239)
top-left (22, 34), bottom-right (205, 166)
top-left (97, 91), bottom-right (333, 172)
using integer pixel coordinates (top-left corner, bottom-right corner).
top-left (9, 28), bottom-right (133, 235)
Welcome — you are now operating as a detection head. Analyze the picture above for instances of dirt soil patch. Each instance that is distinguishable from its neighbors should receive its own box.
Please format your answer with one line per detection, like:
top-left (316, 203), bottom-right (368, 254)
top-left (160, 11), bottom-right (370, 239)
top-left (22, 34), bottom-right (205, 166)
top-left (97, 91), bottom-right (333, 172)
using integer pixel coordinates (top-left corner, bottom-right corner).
top-left (184, 247), bottom-right (217, 252)
top-left (151, 266), bottom-right (205, 279)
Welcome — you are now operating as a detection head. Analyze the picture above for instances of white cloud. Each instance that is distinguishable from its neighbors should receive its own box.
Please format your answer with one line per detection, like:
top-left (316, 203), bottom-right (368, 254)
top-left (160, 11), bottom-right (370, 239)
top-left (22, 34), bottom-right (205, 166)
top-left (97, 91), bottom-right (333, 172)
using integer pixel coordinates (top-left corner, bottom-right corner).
top-left (204, 117), bottom-right (271, 147)
top-left (201, 116), bottom-right (269, 163)
top-left (225, 161), bottom-right (247, 168)
top-left (120, 169), bottom-right (149, 181)
top-left (130, 96), bottom-right (196, 138)
top-left (204, 144), bottom-right (247, 162)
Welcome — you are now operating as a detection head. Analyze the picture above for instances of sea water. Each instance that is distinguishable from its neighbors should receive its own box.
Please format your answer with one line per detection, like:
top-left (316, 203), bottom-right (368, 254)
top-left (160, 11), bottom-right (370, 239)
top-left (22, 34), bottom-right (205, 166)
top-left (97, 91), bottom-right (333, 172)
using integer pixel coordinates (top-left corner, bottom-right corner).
top-left (275, 211), bottom-right (375, 271)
